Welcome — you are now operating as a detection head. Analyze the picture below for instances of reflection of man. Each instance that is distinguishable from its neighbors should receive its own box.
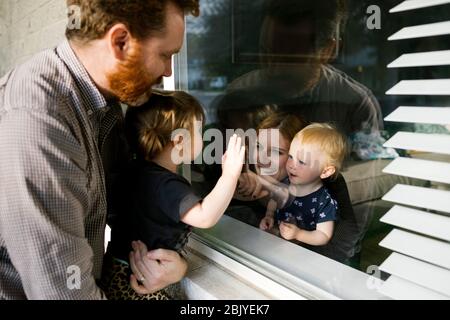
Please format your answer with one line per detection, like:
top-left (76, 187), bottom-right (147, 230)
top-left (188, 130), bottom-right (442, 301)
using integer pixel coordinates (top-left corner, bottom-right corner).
top-left (230, 0), bottom-right (383, 138)
top-left (0, 0), bottom-right (199, 299)
top-left (224, 0), bottom-right (382, 265)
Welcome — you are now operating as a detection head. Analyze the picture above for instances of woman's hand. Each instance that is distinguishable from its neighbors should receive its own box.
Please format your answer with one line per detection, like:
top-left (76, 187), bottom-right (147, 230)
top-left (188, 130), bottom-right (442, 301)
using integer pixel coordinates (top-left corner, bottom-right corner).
top-left (236, 169), bottom-right (270, 200)
top-left (259, 216), bottom-right (274, 231)
top-left (129, 241), bottom-right (188, 295)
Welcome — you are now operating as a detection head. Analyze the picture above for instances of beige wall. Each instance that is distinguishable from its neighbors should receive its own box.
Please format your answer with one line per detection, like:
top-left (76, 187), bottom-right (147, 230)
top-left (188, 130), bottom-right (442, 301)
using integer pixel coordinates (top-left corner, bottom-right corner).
top-left (0, 0), bottom-right (67, 75)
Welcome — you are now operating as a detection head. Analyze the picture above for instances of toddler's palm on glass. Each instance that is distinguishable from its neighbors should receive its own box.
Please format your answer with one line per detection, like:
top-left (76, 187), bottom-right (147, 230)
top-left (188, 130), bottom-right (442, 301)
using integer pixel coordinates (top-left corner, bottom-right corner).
top-left (222, 134), bottom-right (246, 180)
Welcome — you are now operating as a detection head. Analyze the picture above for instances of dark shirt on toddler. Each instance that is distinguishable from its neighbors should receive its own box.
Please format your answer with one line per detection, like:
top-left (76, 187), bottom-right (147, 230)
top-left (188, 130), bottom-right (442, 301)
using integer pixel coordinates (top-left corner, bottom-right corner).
top-left (109, 160), bottom-right (202, 261)
top-left (276, 186), bottom-right (338, 231)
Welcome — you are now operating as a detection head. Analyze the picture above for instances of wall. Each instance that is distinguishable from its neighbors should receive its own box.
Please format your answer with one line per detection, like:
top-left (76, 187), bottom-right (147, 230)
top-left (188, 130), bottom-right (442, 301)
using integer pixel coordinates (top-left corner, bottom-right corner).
top-left (0, 0), bottom-right (67, 75)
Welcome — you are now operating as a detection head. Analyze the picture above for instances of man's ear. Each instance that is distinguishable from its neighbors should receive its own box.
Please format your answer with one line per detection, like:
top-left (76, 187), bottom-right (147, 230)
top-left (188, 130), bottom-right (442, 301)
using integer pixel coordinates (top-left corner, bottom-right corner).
top-left (320, 165), bottom-right (336, 180)
top-left (318, 39), bottom-right (338, 64)
top-left (107, 23), bottom-right (132, 61)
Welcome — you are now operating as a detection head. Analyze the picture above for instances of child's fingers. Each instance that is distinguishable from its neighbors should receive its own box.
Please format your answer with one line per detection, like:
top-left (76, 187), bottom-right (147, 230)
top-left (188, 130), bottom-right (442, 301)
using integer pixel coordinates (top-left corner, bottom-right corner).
top-left (235, 136), bottom-right (242, 152)
top-left (252, 181), bottom-right (263, 199)
top-left (227, 134), bottom-right (237, 152)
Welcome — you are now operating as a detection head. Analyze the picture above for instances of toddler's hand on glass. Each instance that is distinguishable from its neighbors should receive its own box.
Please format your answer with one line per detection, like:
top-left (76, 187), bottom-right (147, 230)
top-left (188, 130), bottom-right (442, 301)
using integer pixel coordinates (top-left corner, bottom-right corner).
top-left (221, 134), bottom-right (245, 180)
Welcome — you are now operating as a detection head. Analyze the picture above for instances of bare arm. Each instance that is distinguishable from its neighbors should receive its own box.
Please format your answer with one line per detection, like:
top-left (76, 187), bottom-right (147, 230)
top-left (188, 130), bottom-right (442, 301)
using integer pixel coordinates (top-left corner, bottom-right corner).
top-left (181, 175), bottom-right (240, 228)
top-left (279, 221), bottom-right (334, 246)
top-left (259, 199), bottom-right (277, 230)
top-left (265, 199), bottom-right (278, 217)
top-left (181, 135), bottom-right (245, 228)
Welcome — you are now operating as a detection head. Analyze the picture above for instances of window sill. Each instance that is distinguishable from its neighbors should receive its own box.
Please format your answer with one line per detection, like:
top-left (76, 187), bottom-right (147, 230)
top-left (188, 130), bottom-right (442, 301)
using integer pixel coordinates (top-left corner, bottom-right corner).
top-left (180, 247), bottom-right (277, 300)
top-left (190, 215), bottom-right (389, 300)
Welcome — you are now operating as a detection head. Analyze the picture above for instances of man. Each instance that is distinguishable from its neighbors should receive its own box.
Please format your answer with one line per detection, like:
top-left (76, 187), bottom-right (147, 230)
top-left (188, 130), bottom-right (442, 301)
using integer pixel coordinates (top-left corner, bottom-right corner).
top-left (0, 0), bottom-right (199, 299)
top-left (216, 0), bottom-right (380, 265)
top-left (229, 0), bottom-right (383, 137)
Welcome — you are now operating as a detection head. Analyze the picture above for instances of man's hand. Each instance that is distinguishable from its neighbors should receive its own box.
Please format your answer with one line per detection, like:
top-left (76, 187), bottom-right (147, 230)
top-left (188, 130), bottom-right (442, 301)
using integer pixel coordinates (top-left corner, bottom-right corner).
top-left (279, 222), bottom-right (300, 241)
top-left (129, 241), bottom-right (188, 295)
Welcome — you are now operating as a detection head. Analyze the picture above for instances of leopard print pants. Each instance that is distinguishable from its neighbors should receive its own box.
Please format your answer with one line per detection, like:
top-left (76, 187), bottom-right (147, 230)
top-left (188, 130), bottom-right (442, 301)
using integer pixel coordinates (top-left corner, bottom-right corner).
top-left (100, 255), bottom-right (171, 300)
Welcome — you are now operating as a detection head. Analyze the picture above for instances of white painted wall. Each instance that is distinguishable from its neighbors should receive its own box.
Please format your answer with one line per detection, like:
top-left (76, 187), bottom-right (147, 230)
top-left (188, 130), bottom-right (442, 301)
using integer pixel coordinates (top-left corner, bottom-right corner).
top-left (0, 0), bottom-right (67, 75)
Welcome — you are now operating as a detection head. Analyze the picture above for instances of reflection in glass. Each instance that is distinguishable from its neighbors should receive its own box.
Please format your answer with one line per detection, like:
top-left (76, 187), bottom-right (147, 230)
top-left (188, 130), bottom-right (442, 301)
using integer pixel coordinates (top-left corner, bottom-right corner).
top-left (182, 0), bottom-right (449, 274)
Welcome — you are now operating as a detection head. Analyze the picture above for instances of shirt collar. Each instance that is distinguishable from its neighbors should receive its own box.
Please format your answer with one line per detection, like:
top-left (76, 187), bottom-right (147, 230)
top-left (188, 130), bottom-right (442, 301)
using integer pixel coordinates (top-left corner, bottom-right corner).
top-left (56, 39), bottom-right (108, 112)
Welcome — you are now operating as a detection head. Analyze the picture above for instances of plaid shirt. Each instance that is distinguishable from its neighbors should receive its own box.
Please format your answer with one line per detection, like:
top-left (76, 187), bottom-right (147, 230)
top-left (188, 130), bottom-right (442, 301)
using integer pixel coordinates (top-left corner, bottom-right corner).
top-left (0, 40), bottom-right (124, 299)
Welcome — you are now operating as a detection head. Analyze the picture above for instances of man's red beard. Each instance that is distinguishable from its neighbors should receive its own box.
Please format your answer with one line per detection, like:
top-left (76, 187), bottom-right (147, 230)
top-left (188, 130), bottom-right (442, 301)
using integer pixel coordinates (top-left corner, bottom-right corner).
top-left (107, 43), bottom-right (162, 106)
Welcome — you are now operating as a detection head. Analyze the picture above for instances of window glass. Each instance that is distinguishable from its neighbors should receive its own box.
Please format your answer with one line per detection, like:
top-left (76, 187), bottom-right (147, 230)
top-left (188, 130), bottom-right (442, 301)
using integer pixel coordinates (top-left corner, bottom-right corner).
top-left (179, 0), bottom-right (450, 276)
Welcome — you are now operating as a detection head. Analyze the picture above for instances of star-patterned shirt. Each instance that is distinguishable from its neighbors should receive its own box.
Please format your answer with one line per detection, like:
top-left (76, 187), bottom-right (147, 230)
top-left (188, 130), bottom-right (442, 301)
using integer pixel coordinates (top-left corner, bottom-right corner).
top-left (276, 186), bottom-right (338, 231)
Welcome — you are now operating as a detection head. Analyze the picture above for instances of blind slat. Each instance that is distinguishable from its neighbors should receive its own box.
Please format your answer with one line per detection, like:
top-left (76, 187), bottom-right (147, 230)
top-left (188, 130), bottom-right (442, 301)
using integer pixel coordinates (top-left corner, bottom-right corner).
top-left (383, 132), bottom-right (450, 156)
top-left (390, 0), bottom-right (450, 13)
top-left (380, 275), bottom-right (449, 300)
top-left (388, 50), bottom-right (450, 68)
top-left (380, 253), bottom-right (450, 296)
top-left (383, 157), bottom-right (450, 184)
top-left (382, 3), bottom-right (450, 301)
top-left (381, 205), bottom-right (450, 241)
top-left (385, 106), bottom-right (450, 125)
top-left (380, 229), bottom-right (450, 270)
top-left (386, 79), bottom-right (450, 95)
top-left (382, 184), bottom-right (450, 214)
top-left (388, 21), bottom-right (450, 40)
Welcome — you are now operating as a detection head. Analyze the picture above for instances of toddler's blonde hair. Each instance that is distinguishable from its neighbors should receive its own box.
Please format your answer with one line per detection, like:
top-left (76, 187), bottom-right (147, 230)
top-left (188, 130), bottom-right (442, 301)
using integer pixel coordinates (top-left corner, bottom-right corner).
top-left (294, 123), bottom-right (347, 179)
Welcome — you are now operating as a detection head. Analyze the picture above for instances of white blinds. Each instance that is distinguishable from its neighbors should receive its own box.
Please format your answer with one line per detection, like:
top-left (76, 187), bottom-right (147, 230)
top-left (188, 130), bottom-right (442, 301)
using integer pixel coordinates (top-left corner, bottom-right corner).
top-left (388, 50), bottom-right (450, 68)
top-left (386, 79), bottom-right (450, 95)
top-left (380, 1), bottom-right (450, 300)
top-left (390, 0), bottom-right (450, 13)
top-left (388, 21), bottom-right (450, 40)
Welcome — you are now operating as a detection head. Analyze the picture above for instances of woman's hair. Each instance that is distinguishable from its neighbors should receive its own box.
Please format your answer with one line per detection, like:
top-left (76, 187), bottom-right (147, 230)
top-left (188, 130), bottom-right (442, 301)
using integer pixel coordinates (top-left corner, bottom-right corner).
top-left (295, 123), bottom-right (348, 178)
top-left (125, 90), bottom-right (205, 161)
top-left (215, 89), bottom-right (280, 131)
top-left (257, 112), bottom-right (308, 143)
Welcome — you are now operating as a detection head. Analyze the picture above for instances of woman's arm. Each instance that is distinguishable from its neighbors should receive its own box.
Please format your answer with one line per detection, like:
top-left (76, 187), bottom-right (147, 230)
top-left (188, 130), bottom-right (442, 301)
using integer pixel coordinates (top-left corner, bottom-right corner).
top-left (259, 199), bottom-right (277, 230)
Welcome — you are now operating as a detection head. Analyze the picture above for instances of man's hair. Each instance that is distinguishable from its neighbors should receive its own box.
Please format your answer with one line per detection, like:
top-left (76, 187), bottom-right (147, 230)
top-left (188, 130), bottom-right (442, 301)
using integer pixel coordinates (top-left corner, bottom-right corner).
top-left (66, 0), bottom-right (200, 43)
top-left (125, 90), bottom-right (205, 161)
top-left (295, 123), bottom-right (348, 179)
top-left (264, 0), bottom-right (348, 52)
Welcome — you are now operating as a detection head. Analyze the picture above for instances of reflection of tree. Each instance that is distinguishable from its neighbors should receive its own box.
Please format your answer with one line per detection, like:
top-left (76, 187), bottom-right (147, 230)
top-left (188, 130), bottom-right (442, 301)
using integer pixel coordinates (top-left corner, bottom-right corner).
top-left (187, 0), bottom-right (261, 86)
